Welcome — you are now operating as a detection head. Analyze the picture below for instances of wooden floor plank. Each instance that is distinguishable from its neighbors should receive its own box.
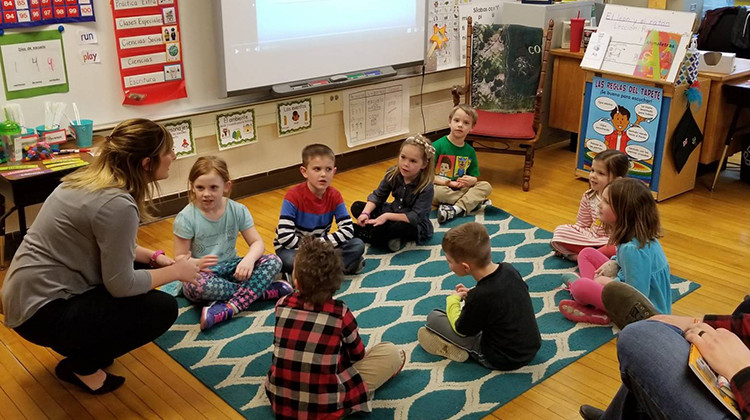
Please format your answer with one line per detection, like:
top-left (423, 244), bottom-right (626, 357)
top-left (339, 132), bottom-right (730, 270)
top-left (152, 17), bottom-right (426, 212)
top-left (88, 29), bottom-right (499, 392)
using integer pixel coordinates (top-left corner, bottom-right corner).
top-left (0, 353), bottom-right (49, 420)
top-left (0, 386), bottom-right (27, 420)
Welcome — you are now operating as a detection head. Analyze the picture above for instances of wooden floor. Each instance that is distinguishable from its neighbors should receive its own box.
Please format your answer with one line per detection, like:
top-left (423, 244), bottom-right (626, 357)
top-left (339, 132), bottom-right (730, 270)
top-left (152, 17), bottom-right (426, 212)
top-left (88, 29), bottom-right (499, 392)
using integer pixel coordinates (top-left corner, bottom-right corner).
top-left (1, 141), bottom-right (748, 419)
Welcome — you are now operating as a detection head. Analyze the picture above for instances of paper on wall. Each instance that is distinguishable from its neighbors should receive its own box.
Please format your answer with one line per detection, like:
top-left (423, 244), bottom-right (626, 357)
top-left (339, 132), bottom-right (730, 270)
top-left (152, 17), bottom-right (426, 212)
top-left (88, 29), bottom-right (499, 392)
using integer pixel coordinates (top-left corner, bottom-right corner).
top-left (343, 80), bottom-right (410, 148)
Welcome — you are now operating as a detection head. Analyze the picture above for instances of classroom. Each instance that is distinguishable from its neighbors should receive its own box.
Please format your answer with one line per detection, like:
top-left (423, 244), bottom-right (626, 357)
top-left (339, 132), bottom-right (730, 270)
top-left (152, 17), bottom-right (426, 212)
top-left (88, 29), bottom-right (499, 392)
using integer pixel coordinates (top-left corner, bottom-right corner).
top-left (0, 0), bottom-right (748, 419)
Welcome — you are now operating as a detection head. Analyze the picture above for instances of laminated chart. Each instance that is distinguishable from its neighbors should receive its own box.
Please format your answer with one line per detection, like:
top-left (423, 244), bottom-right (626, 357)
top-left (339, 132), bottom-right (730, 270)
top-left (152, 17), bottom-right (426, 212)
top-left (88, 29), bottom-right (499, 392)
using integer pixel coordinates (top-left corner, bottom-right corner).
top-left (110, 0), bottom-right (186, 105)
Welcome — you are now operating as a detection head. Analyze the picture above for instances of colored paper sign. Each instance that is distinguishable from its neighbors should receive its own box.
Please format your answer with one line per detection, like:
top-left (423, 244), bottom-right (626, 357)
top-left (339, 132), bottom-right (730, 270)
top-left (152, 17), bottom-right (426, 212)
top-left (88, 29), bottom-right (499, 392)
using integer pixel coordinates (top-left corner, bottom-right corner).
top-left (165, 119), bottom-right (195, 158)
top-left (277, 98), bottom-right (312, 137)
top-left (110, 0), bottom-right (186, 105)
top-left (0, 29), bottom-right (69, 99)
top-left (216, 108), bottom-right (256, 151)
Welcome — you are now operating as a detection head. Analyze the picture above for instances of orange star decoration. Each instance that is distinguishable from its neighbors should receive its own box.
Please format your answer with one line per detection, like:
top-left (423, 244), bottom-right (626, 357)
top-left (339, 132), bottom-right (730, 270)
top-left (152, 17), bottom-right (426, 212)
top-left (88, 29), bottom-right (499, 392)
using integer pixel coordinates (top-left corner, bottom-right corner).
top-left (430, 24), bottom-right (449, 49)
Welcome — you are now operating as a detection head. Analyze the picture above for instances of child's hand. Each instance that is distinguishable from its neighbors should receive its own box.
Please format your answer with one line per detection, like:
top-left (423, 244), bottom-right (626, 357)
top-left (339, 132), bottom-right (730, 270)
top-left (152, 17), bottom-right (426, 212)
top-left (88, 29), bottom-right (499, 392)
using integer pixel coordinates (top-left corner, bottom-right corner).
top-left (366, 214), bottom-right (389, 226)
top-left (455, 283), bottom-right (469, 299)
top-left (234, 258), bottom-right (255, 281)
top-left (154, 253), bottom-right (175, 267)
top-left (458, 176), bottom-right (477, 187)
top-left (174, 254), bottom-right (200, 285)
top-left (594, 276), bottom-right (614, 286)
top-left (197, 255), bottom-right (219, 272)
top-left (595, 260), bottom-right (619, 277)
top-left (357, 213), bottom-right (369, 226)
top-left (447, 180), bottom-right (461, 189)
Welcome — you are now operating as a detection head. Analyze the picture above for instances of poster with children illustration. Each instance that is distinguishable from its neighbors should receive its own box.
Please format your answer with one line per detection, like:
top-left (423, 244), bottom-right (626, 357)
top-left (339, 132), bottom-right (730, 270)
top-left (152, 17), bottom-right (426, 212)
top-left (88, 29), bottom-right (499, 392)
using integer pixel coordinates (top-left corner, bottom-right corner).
top-left (164, 119), bottom-right (195, 159)
top-left (277, 98), bottom-right (312, 137)
top-left (578, 77), bottom-right (663, 186)
top-left (215, 108), bottom-right (256, 151)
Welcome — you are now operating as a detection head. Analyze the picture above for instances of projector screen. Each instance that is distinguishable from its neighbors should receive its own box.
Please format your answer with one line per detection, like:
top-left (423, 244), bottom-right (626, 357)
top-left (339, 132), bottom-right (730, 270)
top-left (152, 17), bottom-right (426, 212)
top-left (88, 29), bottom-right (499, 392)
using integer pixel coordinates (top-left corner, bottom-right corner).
top-left (215, 0), bottom-right (426, 96)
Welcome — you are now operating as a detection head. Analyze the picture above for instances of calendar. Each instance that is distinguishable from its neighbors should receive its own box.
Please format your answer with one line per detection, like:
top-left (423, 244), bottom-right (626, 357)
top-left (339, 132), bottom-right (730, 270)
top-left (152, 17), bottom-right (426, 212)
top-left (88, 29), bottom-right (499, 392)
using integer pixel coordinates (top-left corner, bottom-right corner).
top-left (0, 0), bottom-right (95, 29)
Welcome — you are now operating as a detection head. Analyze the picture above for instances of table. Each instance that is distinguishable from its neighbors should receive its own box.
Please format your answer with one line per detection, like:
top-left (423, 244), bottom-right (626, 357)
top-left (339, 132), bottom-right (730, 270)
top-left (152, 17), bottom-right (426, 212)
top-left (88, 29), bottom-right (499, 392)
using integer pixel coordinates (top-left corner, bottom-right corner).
top-left (548, 51), bottom-right (750, 164)
top-left (0, 154), bottom-right (92, 266)
top-left (710, 79), bottom-right (750, 190)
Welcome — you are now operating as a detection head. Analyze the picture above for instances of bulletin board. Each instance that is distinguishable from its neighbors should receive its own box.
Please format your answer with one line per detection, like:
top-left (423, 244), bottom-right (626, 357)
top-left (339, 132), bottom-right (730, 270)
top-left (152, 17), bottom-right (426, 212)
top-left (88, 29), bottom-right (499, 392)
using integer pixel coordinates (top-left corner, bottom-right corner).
top-left (0, 0), bottom-right (270, 130)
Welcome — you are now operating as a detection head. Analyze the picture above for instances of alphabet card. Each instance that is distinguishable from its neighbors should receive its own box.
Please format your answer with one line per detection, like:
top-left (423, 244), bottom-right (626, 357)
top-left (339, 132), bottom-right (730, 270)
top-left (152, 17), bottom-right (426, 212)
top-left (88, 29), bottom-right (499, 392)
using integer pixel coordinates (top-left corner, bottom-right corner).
top-left (578, 77), bottom-right (663, 186)
top-left (216, 108), bottom-right (256, 151)
top-left (0, 29), bottom-right (68, 99)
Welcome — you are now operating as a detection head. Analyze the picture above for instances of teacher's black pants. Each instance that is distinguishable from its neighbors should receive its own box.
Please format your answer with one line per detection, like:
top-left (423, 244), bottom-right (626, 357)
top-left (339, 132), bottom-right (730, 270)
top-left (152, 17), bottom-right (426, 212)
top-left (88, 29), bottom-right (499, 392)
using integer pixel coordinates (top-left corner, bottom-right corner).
top-left (14, 285), bottom-right (177, 375)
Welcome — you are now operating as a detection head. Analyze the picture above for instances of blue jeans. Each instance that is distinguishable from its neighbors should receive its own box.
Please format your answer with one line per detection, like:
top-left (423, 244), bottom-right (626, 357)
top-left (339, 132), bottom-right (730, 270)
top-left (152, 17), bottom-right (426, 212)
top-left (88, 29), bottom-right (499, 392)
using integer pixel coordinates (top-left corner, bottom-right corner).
top-left (602, 320), bottom-right (735, 420)
top-left (276, 237), bottom-right (365, 274)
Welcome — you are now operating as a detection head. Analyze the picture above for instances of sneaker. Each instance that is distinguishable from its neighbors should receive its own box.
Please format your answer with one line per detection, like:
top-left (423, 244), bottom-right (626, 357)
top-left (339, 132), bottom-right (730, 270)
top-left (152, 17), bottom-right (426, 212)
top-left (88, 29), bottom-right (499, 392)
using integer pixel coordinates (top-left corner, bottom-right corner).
top-left (601, 282), bottom-right (660, 330)
top-left (558, 300), bottom-right (611, 325)
top-left (437, 204), bottom-right (458, 224)
top-left (344, 256), bottom-right (366, 275)
top-left (263, 280), bottom-right (294, 301)
top-left (387, 238), bottom-right (403, 252)
top-left (200, 302), bottom-right (234, 330)
top-left (579, 405), bottom-right (604, 420)
top-left (417, 327), bottom-right (469, 362)
top-left (391, 349), bottom-right (407, 379)
top-left (471, 199), bottom-right (492, 213)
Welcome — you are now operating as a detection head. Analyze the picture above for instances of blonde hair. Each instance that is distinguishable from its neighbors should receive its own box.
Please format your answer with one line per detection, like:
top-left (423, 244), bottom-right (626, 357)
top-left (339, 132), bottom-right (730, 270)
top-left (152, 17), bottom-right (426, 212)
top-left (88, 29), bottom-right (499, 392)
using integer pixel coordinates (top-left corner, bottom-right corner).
top-left (62, 118), bottom-right (173, 221)
top-left (385, 134), bottom-right (435, 193)
top-left (605, 178), bottom-right (661, 248)
top-left (449, 104), bottom-right (478, 126)
top-left (187, 156), bottom-right (231, 202)
top-left (442, 222), bottom-right (492, 266)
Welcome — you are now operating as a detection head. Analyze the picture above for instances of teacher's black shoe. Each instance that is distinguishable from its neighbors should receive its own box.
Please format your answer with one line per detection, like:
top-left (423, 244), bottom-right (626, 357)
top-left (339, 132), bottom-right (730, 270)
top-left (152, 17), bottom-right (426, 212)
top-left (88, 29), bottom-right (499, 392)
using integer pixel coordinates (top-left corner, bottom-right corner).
top-left (55, 358), bottom-right (125, 395)
top-left (579, 404), bottom-right (604, 420)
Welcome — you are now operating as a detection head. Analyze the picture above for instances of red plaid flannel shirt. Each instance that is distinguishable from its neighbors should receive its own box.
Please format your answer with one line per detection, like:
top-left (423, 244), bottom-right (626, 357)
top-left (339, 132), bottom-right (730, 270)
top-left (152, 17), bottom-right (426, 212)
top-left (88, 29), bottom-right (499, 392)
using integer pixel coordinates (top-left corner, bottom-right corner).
top-left (265, 293), bottom-right (369, 419)
top-left (704, 313), bottom-right (750, 419)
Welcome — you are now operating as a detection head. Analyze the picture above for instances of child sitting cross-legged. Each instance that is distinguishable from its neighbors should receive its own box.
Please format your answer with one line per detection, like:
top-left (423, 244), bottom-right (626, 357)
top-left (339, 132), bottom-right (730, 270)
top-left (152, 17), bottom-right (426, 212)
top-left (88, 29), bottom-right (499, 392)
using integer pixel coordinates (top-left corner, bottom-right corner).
top-left (418, 222), bottom-right (541, 370)
top-left (265, 237), bottom-right (406, 419)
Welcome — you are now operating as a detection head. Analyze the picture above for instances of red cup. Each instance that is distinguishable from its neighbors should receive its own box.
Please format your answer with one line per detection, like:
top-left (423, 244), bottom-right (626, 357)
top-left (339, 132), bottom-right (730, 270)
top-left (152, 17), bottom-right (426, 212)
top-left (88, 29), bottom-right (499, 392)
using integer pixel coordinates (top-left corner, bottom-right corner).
top-left (569, 18), bottom-right (585, 52)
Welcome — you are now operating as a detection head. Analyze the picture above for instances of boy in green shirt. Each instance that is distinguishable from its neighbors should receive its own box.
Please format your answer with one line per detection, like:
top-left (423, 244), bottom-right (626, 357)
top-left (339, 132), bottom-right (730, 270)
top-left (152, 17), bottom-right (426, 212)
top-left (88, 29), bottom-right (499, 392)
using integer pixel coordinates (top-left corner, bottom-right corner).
top-left (433, 105), bottom-right (493, 224)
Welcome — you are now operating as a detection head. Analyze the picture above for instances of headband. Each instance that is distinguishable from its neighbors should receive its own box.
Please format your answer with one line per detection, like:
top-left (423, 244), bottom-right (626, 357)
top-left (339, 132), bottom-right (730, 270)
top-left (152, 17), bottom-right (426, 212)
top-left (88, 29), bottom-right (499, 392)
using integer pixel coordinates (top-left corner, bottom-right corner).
top-left (410, 136), bottom-right (435, 160)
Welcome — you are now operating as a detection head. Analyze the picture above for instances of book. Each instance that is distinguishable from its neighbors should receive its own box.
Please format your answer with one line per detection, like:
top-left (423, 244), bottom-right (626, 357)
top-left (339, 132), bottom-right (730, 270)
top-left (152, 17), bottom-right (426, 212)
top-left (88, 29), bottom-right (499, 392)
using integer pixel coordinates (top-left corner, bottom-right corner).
top-left (688, 344), bottom-right (740, 419)
top-left (633, 30), bottom-right (682, 81)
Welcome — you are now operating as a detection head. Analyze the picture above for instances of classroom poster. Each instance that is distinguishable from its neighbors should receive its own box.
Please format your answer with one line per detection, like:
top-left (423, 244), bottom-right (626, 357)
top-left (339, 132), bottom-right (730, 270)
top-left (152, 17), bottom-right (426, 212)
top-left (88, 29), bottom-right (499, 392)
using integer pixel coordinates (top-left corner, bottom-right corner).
top-left (579, 77), bottom-right (663, 186)
top-left (0, 30), bottom-right (68, 99)
top-left (164, 119), bottom-right (194, 159)
top-left (425, 0), bottom-right (464, 71)
top-left (216, 108), bottom-right (256, 151)
top-left (110, 0), bottom-right (186, 105)
top-left (343, 80), bottom-right (409, 148)
top-left (277, 98), bottom-right (312, 137)
top-left (0, 0), bottom-right (95, 30)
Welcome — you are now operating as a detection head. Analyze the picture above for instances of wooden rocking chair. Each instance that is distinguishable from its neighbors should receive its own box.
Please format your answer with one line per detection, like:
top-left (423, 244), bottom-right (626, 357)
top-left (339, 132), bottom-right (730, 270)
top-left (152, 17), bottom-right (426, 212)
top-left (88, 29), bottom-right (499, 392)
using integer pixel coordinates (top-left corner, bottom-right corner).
top-left (452, 18), bottom-right (554, 191)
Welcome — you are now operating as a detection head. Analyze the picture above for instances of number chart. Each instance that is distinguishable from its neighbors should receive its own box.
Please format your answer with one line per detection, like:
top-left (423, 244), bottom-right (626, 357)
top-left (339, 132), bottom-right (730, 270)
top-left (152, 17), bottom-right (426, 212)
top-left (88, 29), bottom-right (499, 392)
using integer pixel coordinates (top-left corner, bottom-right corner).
top-left (1, 0), bottom-right (95, 29)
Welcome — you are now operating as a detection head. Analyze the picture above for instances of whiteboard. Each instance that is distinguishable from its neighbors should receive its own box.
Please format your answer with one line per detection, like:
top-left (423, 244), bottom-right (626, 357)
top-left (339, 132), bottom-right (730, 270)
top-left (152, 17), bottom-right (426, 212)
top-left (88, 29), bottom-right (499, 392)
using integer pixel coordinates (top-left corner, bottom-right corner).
top-left (0, 0), bottom-right (269, 130)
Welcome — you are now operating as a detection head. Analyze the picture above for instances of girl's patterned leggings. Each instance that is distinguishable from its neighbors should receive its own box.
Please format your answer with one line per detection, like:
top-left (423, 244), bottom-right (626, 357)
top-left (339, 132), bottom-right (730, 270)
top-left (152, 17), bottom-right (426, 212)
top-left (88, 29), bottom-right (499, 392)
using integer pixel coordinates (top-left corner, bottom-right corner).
top-left (182, 254), bottom-right (282, 312)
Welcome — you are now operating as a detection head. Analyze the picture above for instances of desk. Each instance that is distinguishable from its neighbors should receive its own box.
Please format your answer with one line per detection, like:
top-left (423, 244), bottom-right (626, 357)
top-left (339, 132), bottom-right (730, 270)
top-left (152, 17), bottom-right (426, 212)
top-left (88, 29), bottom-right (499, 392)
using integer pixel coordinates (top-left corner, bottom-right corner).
top-left (697, 59), bottom-right (750, 164)
top-left (549, 48), bottom-right (586, 133)
top-left (0, 154), bottom-right (92, 265)
top-left (549, 53), bottom-right (750, 164)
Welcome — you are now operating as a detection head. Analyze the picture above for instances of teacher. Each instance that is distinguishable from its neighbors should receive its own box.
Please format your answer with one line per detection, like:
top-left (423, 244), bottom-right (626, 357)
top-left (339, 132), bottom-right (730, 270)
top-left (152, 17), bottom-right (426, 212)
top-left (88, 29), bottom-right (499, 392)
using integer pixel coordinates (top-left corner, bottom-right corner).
top-left (1, 119), bottom-right (200, 394)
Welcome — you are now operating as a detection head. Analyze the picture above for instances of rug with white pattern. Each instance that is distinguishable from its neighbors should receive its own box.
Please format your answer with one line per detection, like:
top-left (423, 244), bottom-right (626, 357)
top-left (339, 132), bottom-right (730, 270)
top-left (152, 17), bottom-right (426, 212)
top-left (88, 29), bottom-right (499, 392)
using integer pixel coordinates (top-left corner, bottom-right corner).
top-left (154, 206), bottom-right (699, 419)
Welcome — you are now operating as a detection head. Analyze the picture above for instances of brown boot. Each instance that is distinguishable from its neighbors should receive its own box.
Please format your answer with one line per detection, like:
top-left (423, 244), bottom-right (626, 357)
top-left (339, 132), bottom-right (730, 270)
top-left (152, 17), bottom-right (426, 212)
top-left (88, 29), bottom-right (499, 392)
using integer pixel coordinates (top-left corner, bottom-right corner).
top-left (602, 282), bottom-right (660, 330)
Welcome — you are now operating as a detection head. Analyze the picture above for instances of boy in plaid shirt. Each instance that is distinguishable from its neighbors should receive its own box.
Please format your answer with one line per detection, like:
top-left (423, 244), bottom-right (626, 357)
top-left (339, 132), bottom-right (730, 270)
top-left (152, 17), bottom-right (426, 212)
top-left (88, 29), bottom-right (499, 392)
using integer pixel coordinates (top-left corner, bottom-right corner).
top-left (265, 237), bottom-right (405, 419)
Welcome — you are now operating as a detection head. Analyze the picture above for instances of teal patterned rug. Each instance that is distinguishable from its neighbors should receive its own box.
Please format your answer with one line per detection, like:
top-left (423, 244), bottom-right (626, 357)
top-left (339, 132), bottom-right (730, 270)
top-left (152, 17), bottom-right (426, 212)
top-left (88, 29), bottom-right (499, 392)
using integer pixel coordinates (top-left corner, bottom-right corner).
top-left (154, 206), bottom-right (699, 419)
